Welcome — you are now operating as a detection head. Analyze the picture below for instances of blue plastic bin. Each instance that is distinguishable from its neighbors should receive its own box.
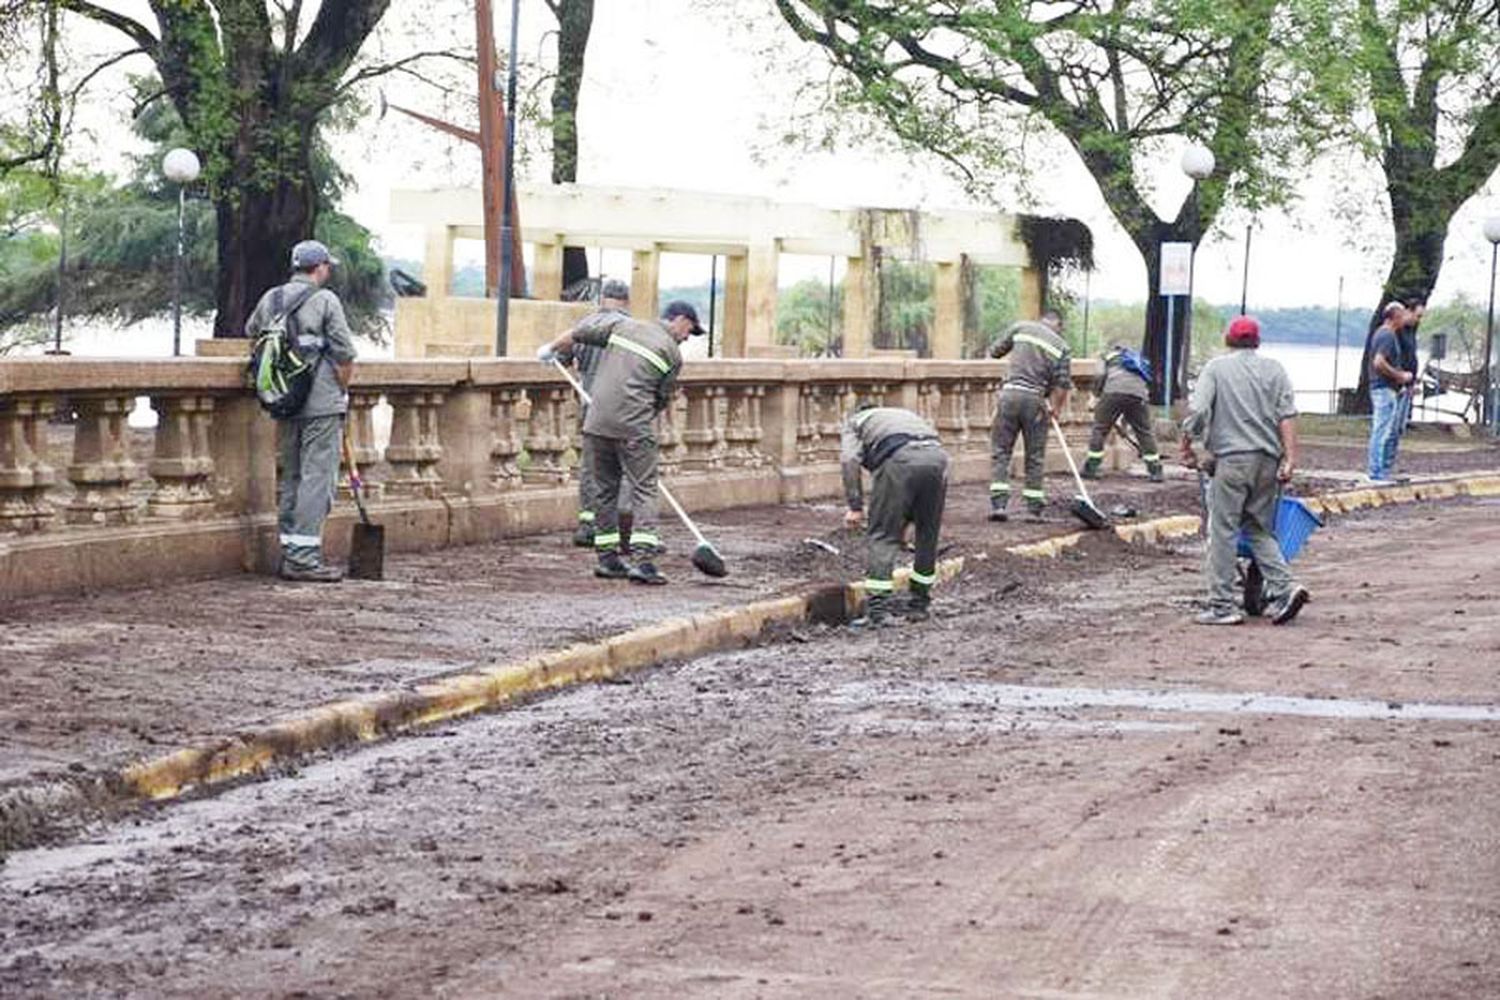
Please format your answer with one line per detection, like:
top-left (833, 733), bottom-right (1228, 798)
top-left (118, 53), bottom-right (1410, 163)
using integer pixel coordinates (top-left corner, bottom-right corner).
top-left (1236, 496), bottom-right (1323, 562)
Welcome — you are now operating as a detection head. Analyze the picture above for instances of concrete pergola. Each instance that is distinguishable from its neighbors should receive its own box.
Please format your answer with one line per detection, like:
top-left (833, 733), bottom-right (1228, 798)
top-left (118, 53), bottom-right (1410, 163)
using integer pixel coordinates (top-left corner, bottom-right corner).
top-left (389, 184), bottom-right (1050, 360)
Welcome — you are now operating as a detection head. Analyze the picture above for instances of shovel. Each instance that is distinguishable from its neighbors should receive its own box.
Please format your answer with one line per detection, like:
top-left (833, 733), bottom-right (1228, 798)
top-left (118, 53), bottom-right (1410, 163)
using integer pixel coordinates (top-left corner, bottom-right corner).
top-left (552, 359), bottom-right (728, 578)
top-left (1049, 413), bottom-right (1109, 530)
top-left (342, 426), bottom-right (385, 580)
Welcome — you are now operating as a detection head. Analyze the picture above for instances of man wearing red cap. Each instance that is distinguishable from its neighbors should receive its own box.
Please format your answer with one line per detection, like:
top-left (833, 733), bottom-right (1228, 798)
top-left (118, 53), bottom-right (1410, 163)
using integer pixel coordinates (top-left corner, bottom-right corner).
top-left (1181, 315), bottom-right (1309, 626)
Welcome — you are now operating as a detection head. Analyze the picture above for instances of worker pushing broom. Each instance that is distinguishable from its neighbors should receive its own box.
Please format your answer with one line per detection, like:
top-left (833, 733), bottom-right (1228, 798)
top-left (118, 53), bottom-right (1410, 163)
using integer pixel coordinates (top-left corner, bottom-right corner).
top-left (538, 298), bottom-right (725, 584)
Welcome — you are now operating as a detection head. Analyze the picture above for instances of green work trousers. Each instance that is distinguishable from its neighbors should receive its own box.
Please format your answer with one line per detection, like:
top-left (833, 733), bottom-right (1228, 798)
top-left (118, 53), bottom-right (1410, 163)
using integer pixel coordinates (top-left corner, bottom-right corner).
top-left (276, 414), bottom-right (342, 570)
top-left (990, 389), bottom-right (1047, 509)
top-left (866, 442), bottom-right (950, 597)
top-left (1087, 393), bottom-right (1160, 462)
top-left (589, 432), bottom-right (661, 555)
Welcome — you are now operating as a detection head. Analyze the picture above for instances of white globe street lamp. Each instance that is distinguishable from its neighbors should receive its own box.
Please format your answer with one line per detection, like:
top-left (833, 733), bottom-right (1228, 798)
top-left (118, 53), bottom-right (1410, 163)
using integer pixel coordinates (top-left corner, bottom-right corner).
top-left (1482, 214), bottom-right (1500, 431)
top-left (1180, 144), bottom-right (1215, 181)
top-left (1161, 143), bottom-right (1215, 415)
top-left (163, 148), bottom-right (201, 356)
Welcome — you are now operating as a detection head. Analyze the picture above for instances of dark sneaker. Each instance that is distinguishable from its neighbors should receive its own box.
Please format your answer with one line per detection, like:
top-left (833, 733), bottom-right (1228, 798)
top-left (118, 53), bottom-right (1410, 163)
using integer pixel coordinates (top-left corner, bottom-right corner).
top-left (1147, 462), bottom-right (1164, 483)
top-left (988, 497), bottom-right (1009, 523)
top-left (627, 560), bottom-right (669, 586)
top-left (899, 593), bottom-right (931, 622)
top-left (572, 522), bottom-right (595, 548)
top-left (1267, 585), bottom-right (1310, 625)
top-left (594, 552), bottom-right (631, 580)
top-left (280, 564), bottom-right (344, 583)
top-left (1195, 607), bottom-right (1245, 626)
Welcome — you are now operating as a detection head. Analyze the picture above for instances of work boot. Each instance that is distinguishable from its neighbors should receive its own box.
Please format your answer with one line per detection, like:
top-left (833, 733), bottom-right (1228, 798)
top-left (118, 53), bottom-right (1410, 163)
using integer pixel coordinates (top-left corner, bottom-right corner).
top-left (572, 521), bottom-right (595, 548)
top-left (627, 560), bottom-right (668, 585)
top-left (988, 495), bottom-right (1010, 523)
top-left (618, 512), bottom-right (634, 556)
top-left (594, 551), bottom-right (632, 580)
top-left (279, 563), bottom-right (344, 583)
top-left (1081, 457), bottom-right (1102, 480)
top-left (1146, 460), bottom-right (1164, 483)
top-left (1026, 503), bottom-right (1046, 523)
top-left (899, 589), bottom-right (932, 622)
top-left (1195, 607), bottom-right (1245, 626)
top-left (850, 594), bottom-right (894, 628)
top-left (1267, 585), bottom-right (1310, 625)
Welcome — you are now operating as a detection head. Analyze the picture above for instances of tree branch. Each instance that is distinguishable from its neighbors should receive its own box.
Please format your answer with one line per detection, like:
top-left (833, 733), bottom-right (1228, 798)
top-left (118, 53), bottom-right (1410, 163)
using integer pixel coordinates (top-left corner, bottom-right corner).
top-left (56, 0), bottom-right (158, 53)
top-left (338, 48), bottom-right (474, 95)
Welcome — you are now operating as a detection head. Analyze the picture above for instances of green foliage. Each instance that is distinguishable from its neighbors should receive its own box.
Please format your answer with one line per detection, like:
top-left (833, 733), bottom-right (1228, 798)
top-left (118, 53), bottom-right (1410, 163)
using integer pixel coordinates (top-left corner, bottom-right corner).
top-left (1421, 295), bottom-right (1493, 372)
top-left (877, 258), bottom-right (933, 353)
top-left (966, 266), bottom-right (1021, 357)
top-left (777, 278), bottom-right (842, 356)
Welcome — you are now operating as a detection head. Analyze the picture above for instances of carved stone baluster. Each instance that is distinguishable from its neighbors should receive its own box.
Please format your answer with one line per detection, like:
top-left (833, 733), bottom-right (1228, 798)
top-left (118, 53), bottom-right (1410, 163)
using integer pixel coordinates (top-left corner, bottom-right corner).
top-left (968, 379), bottom-right (997, 453)
top-left (722, 385), bottom-right (762, 467)
top-left (744, 385), bottom-right (766, 466)
top-left (916, 382), bottom-right (941, 429)
top-left (936, 381), bottom-right (970, 451)
top-left (522, 386), bottom-right (569, 485)
top-left (65, 395), bottom-right (141, 525)
top-left (343, 391), bottom-right (383, 498)
top-left (0, 397), bottom-right (57, 533)
top-left (795, 384), bottom-right (821, 464)
top-left (489, 388), bottom-right (524, 491)
top-left (147, 395), bottom-right (216, 518)
top-left (656, 390), bottom-right (684, 478)
top-left (385, 391), bottom-right (446, 497)
top-left (680, 385), bottom-right (725, 472)
top-left (816, 383), bottom-right (848, 463)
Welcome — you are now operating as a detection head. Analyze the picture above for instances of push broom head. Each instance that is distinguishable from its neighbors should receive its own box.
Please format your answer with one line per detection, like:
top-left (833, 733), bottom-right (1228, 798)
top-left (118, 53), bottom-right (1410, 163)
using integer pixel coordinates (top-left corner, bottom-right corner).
top-left (1070, 495), bottom-right (1110, 531)
top-left (691, 541), bottom-right (729, 578)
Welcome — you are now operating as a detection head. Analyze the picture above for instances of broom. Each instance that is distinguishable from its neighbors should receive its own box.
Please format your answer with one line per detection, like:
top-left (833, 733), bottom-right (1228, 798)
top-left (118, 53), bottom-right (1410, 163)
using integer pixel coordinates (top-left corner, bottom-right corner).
top-left (551, 359), bottom-right (728, 578)
top-left (1049, 412), bottom-right (1109, 530)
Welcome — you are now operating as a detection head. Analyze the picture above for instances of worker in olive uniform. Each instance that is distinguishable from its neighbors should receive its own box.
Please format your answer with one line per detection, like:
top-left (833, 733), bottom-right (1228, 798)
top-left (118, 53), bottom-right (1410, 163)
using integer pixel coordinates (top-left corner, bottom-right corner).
top-left (987, 310), bottom-right (1072, 521)
top-left (841, 405), bottom-right (950, 625)
top-left (559, 279), bottom-right (630, 547)
top-left (539, 300), bottom-right (704, 584)
top-left (1083, 342), bottom-right (1163, 482)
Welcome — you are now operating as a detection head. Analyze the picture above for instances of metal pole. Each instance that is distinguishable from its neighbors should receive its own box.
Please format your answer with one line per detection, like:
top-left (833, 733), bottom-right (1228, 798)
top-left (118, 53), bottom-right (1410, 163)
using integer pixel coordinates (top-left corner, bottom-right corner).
top-left (708, 254), bottom-right (718, 358)
top-left (1163, 295), bottom-right (1176, 420)
top-left (1485, 241), bottom-right (1498, 432)
top-left (1332, 276), bottom-right (1344, 414)
top-left (52, 198), bottom-right (68, 354)
top-left (1240, 224), bottom-right (1252, 315)
top-left (173, 185), bottom-right (186, 357)
top-left (495, 0), bottom-right (521, 356)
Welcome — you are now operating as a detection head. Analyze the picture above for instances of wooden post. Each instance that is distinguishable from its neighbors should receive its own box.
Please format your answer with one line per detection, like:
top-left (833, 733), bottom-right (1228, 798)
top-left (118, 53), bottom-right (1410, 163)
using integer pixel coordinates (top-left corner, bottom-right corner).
top-left (630, 246), bottom-right (660, 321)
top-left (932, 259), bottom-right (963, 359)
top-left (721, 254), bottom-right (749, 356)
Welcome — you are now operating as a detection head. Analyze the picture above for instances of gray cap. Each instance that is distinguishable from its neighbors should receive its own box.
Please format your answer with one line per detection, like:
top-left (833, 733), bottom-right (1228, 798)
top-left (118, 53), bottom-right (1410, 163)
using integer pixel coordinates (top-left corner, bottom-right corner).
top-left (290, 239), bottom-right (338, 269)
top-left (601, 278), bottom-right (630, 302)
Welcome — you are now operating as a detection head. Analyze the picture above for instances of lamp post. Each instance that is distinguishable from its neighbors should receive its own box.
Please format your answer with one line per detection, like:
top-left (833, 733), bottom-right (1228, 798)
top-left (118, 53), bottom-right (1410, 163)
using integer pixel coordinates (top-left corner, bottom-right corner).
top-left (495, 0), bottom-right (521, 355)
top-left (1483, 214), bottom-right (1500, 431)
top-left (1164, 142), bottom-right (1215, 415)
top-left (162, 148), bottom-right (201, 357)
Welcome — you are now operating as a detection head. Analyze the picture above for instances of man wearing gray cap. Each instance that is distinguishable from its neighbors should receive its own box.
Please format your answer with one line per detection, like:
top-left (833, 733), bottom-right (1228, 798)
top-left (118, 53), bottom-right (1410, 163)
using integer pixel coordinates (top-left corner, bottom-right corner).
top-left (244, 239), bottom-right (357, 582)
top-left (559, 278), bottom-right (630, 547)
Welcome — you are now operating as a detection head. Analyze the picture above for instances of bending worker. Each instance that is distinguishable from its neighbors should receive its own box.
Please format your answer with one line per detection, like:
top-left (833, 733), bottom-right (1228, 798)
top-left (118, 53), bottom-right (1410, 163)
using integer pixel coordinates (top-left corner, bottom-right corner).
top-left (1083, 342), bottom-right (1163, 482)
top-left (1180, 315), bottom-right (1309, 626)
top-left (987, 309), bottom-right (1072, 522)
top-left (840, 404), bottom-right (950, 625)
top-left (538, 299), bottom-right (705, 585)
top-left (559, 278), bottom-right (631, 547)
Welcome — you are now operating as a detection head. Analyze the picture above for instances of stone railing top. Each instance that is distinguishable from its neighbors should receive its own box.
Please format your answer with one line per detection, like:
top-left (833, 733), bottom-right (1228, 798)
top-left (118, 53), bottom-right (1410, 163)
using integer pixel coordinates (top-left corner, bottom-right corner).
top-left (0, 355), bottom-right (1103, 399)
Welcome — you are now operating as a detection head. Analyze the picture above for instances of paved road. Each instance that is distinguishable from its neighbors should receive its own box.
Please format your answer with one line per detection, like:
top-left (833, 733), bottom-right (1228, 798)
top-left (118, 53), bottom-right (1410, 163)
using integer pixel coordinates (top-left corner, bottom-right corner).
top-left (2, 498), bottom-right (1496, 997)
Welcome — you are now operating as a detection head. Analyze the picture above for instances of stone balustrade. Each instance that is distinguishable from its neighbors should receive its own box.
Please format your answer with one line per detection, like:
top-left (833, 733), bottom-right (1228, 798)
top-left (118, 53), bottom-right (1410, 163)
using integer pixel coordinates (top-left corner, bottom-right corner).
top-left (0, 356), bottom-right (1117, 598)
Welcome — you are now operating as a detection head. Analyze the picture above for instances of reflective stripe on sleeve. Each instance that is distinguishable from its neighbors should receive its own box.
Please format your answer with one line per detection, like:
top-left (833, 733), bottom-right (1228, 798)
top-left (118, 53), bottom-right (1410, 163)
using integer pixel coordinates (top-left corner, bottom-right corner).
top-left (607, 333), bottom-right (671, 374)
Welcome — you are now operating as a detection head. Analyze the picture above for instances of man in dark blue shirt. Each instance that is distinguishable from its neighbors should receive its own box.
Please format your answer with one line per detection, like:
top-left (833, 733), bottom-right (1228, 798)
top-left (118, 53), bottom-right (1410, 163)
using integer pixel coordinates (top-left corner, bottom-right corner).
top-left (1367, 301), bottom-right (1414, 483)
top-left (1385, 298), bottom-right (1424, 476)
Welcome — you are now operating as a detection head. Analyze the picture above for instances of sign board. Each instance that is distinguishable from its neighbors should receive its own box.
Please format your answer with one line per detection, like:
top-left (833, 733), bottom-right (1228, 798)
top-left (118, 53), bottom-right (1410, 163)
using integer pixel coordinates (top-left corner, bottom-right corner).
top-left (1159, 242), bottom-right (1193, 296)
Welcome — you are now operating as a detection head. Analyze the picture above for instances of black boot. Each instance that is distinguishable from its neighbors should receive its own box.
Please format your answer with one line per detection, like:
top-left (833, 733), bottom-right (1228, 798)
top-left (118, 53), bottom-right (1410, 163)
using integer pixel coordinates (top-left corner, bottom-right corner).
top-left (988, 494), bottom-right (1010, 523)
top-left (573, 519), bottom-right (596, 548)
top-left (851, 593), bottom-right (894, 628)
top-left (1081, 457), bottom-right (1102, 480)
top-left (627, 560), bottom-right (668, 585)
top-left (1146, 460), bottom-right (1164, 483)
top-left (900, 587), bottom-right (931, 622)
top-left (594, 551), bottom-right (631, 580)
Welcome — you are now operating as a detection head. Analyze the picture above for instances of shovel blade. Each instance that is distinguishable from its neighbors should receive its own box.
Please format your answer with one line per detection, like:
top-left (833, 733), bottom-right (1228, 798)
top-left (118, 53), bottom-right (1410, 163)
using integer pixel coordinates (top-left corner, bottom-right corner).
top-left (691, 542), bottom-right (728, 578)
top-left (348, 522), bottom-right (386, 580)
top-left (1070, 497), bottom-right (1110, 531)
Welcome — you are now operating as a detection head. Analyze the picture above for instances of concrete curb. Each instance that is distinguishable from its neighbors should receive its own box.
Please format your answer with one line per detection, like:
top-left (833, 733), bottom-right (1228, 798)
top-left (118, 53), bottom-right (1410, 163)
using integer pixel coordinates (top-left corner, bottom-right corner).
top-left (5, 471), bottom-right (1497, 852)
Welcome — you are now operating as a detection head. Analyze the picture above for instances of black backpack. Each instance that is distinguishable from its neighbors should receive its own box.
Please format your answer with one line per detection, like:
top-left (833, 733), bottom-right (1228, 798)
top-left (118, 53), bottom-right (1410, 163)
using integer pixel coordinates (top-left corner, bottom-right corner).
top-left (247, 284), bottom-right (321, 418)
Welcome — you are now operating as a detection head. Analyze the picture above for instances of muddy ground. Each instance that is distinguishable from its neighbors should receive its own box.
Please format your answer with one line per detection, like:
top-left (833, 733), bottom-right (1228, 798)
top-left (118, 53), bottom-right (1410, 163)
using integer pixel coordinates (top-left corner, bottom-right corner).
top-left (2, 488), bottom-right (1497, 998)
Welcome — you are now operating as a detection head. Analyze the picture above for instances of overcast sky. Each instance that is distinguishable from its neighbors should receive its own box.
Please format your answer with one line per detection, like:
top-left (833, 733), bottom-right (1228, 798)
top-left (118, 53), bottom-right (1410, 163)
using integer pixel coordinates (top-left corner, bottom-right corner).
top-left (58, 0), bottom-right (1500, 313)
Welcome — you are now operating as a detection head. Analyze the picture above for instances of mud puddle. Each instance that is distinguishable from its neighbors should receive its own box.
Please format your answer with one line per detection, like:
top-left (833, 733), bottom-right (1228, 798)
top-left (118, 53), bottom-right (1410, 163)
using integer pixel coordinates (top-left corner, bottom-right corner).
top-left (827, 679), bottom-right (1500, 723)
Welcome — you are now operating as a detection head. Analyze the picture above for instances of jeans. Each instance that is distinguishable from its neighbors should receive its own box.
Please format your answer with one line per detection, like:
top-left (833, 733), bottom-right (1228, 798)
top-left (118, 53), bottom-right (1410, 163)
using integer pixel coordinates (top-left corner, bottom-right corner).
top-left (1367, 387), bottom-right (1400, 480)
top-left (1383, 390), bottom-right (1411, 472)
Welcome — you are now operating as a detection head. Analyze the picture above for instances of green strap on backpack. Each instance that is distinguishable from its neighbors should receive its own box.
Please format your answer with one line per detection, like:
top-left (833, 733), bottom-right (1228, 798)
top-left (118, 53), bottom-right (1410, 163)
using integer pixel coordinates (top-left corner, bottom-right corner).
top-left (247, 284), bottom-right (320, 418)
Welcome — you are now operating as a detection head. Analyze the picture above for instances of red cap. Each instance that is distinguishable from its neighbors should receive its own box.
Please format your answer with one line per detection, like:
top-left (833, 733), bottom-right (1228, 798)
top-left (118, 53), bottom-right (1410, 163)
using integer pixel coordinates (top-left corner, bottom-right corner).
top-left (1225, 314), bottom-right (1260, 348)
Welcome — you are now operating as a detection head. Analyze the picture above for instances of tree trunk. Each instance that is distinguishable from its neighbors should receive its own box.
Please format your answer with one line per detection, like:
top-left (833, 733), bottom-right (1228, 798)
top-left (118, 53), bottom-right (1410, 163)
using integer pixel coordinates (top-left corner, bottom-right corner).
top-left (552, 0), bottom-right (594, 291)
top-left (213, 180), bottom-right (315, 337)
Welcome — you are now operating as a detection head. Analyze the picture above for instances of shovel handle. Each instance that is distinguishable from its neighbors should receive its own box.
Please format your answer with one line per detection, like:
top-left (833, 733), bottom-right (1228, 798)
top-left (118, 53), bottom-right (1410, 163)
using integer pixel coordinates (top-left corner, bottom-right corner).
top-left (1050, 413), bottom-right (1096, 506)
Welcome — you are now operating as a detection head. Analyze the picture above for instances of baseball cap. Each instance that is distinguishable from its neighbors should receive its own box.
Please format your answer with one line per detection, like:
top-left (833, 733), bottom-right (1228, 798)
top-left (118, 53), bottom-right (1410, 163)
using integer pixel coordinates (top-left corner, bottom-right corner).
top-left (662, 300), bottom-right (706, 336)
top-left (601, 278), bottom-right (630, 301)
top-left (290, 239), bottom-right (338, 269)
top-left (1225, 314), bottom-right (1260, 348)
